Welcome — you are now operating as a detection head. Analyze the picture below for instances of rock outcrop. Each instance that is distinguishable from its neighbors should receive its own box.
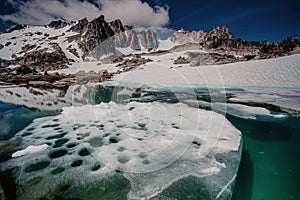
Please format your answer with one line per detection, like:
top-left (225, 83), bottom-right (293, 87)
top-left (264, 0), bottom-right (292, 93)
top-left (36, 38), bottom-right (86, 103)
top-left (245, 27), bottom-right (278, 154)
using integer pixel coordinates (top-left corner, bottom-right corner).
top-left (48, 20), bottom-right (68, 29)
top-left (168, 26), bottom-right (260, 57)
top-left (16, 43), bottom-right (71, 72)
top-left (138, 30), bottom-right (159, 50)
top-left (78, 15), bottom-right (116, 59)
top-left (68, 18), bottom-right (88, 33)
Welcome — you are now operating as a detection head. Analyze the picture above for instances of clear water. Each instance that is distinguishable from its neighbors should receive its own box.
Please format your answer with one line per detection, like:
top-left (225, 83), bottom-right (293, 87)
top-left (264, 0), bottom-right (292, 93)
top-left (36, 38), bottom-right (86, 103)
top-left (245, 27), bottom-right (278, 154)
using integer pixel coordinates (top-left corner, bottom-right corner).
top-left (230, 116), bottom-right (300, 200)
top-left (0, 101), bottom-right (59, 140)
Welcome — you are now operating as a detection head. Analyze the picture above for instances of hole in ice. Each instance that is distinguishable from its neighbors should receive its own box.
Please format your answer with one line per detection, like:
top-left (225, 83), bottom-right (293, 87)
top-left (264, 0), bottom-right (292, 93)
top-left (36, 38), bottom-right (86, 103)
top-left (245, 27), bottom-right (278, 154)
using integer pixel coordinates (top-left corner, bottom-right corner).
top-left (41, 124), bottom-right (60, 128)
top-left (143, 159), bottom-right (150, 164)
top-left (91, 164), bottom-right (101, 171)
top-left (79, 148), bottom-right (91, 156)
top-left (192, 140), bottom-right (201, 146)
top-left (138, 152), bottom-right (147, 158)
top-left (53, 138), bottom-right (69, 148)
top-left (66, 143), bottom-right (78, 148)
top-left (53, 127), bottom-right (62, 131)
top-left (21, 132), bottom-right (32, 137)
top-left (49, 149), bottom-right (68, 159)
top-left (89, 124), bottom-right (97, 127)
top-left (25, 161), bottom-right (50, 172)
top-left (52, 119), bottom-right (59, 122)
top-left (117, 154), bottom-right (130, 164)
top-left (71, 160), bottom-right (83, 167)
top-left (117, 146), bottom-right (126, 152)
top-left (109, 136), bottom-right (119, 143)
top-left (138, 123), bottom-right (146, 128)
top-left (88, 137), bottom-right (103, 147)
top-left (103, 133), bottom-right (110, 137)
top-left (46, 132), bottom-right (67, 140)
top-left (137, 138), bottom-right (143, 141)
top-left (78, 133), bottom-right (90, 139)
top-left (27, 127), bottom-right (35, 131)
top-left (97, 124), bottom-right (105, 128)
top-left (59, 183), bottom-right (71, 192)
top-left (26, 176), bottom-right (42, 186)
top-left (172, 125), bottom-right (180, 129)
top-left (129, 107), bottom-right (135, 111)
top-left (51, 167), bottom-right (65, 175)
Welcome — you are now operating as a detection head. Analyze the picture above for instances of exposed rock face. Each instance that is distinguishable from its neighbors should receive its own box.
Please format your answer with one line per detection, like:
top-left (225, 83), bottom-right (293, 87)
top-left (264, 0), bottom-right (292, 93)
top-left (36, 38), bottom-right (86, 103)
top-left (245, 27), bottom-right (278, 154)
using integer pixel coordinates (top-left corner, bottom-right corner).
top-left (174, 56), bottom-right (190, 65)
top-left (170, 43), bottom-right (203, 52)
top-left (189, 52), bottom-right (244, 66)
top-left (15, 65), bottom-right (34, 75)
top-left (168, 28), bottom-right (206, 44)
top-left (6, 25), bottom-right (27, 33)
top-left (68, 18), bottom-right (88, 33)
top-left (110, 21), bottom-right (158, 51)
top-left (127, 29), bottom-right (141, 50)
top-left (116, 55), bottom-right (153, 72)
top-left (203, 26), bottom-right (233, 49)
top-left (168, 26), bottom-right (261, 57)
top-left (138, 30), bottom-right (159, 50)
top-left (16, 44), bottom-right (70, 72)
top-left (0, 58), bottom-right (12, 68)
top-left (109, 19), bottom-right (125, 33)
top-left (79, 15), bottom-right (116, 59)
top-left (48, 20), bottom-right (68, 29)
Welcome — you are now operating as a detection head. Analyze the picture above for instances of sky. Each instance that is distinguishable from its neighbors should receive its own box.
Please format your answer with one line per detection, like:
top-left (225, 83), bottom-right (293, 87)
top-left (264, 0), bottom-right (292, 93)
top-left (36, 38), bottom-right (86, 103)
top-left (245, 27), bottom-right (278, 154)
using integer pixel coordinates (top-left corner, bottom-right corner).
top-left (0, 0), bottom-right (299, 41)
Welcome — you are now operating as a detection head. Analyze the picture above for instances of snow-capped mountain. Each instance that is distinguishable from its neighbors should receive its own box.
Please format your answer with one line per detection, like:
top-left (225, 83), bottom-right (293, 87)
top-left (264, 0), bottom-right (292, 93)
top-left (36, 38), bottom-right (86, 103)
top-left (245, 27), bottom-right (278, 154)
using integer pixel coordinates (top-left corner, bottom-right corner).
top-left (0, 15), bottom-right (160, 72)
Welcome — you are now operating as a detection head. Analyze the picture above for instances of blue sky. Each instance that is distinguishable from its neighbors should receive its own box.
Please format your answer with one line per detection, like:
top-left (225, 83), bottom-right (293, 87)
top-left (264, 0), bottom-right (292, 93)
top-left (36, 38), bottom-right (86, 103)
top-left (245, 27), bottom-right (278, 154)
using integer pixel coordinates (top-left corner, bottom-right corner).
top-left (1, 0), bottom-right (299, 41)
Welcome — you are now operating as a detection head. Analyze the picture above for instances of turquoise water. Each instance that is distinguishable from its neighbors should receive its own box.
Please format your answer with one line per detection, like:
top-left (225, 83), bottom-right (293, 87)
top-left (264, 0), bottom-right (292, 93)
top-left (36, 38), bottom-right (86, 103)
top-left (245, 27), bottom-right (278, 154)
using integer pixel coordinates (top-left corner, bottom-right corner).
top-left (0, 101), bottom-right (58, 140)
top-left (230, 116), bottom-right (300, 200)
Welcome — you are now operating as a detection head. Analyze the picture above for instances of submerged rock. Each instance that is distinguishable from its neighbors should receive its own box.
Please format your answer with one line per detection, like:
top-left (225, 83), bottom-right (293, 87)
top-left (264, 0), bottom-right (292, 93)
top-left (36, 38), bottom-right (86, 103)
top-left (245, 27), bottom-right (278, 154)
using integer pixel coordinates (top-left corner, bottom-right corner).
top-left (0, 140), bottom-right (20, 162)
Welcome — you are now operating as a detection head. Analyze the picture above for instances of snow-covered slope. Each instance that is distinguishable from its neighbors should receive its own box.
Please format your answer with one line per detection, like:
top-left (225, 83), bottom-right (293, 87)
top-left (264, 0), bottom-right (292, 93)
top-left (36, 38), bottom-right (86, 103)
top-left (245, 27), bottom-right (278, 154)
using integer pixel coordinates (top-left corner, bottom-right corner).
top-left (0, 25), bottom-right (83, 62)
top-left (115, 54), bottom-right (300, 88)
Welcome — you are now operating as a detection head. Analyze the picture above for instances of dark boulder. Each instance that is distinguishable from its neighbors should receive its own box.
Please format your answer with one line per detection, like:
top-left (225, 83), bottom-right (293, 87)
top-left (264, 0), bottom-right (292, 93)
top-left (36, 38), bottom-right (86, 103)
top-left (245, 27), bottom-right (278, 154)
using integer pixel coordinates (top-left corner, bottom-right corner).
top-left (6, 25), bottom-right (27, 33)
top-left (15, 65), bottom-right (33, 75)
top-left (48, 20), bottom-right (68, 29)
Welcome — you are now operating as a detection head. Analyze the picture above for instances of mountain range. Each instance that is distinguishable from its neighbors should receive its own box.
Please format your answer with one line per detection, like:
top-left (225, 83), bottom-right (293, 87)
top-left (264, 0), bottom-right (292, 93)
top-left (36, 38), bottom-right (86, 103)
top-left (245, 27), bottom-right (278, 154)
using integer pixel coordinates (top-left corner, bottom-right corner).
top-left (0, 15), bottom-right (299, 75)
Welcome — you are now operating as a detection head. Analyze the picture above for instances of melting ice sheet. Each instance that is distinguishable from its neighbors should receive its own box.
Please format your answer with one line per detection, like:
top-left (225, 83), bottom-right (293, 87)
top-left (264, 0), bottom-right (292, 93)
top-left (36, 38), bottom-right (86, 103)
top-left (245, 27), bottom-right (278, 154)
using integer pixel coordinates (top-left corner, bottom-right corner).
top-left (1, 102), bottom-right (242, 200)
top-left (184, 100), bottom-right (289, 122)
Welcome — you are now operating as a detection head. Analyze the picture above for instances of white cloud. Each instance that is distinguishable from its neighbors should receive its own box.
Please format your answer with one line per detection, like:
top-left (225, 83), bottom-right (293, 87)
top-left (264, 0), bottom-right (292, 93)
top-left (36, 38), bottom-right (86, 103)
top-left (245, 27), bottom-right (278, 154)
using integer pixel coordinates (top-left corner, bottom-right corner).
top-left (0, 0), bottom-right (170, 27)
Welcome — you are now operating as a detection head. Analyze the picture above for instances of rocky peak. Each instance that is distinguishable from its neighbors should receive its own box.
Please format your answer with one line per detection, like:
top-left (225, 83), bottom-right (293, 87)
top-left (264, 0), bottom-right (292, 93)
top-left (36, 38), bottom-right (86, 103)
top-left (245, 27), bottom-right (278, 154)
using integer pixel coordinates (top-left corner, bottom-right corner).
top-left (6, 25), bottom-right (27, 33)
top-left (207, 25), bottom-right (233, 40)
top-left (109, 19), bottom-right (125, 33)
top-left (178, 28), bottom-right (188, 33)
top-left (68, 17), bottom-right (88, 33)
top-left (48, 20), bottom-right (68, 29)
top-left (79, 15), bottom-right (115, 59)
top-left (124, 25), bottom-right (133, 31)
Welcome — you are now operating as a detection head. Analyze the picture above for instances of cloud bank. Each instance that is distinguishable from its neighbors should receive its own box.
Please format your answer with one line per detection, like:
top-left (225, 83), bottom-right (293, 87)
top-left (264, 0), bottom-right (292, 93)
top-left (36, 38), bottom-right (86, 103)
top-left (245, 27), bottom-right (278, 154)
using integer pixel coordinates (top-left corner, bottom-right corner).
top-left (0, 0), bottom-right (170, 27)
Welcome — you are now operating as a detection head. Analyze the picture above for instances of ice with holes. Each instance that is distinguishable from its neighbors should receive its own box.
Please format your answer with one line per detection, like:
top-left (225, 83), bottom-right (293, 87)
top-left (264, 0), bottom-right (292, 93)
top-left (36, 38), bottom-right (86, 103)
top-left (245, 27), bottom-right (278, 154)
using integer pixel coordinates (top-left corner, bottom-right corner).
top-left (1, 101), bottom-right (242, 200)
